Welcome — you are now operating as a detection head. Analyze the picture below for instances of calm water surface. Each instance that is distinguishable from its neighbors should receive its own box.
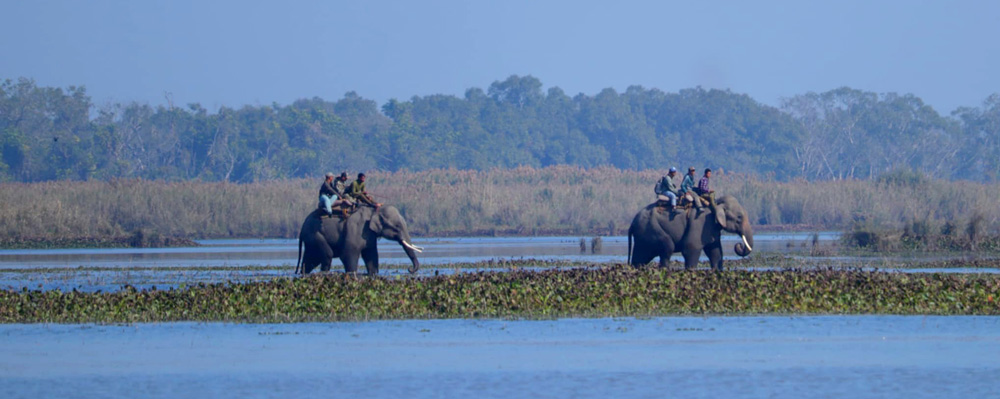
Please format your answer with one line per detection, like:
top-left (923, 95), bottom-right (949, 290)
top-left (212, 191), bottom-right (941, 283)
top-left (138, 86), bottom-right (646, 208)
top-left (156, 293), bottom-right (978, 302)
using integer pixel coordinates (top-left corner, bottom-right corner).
top-left (0, 233), bottom-right (838, 269)
top-left (1, 232), bottom-right (996, 292)
top-left (2, 316), bottom-right (997, 398)
top-left (3, 237), bottom-right (999, 397)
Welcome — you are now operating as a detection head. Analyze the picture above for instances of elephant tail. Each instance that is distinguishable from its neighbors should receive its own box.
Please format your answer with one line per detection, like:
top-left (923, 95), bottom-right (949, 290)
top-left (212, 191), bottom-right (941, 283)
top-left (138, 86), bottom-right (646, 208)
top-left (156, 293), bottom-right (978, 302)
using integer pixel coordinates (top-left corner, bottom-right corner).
top-left (295, 238), bottom-right (303, 274)
top-left (627, 229), bottom-right (633, 265)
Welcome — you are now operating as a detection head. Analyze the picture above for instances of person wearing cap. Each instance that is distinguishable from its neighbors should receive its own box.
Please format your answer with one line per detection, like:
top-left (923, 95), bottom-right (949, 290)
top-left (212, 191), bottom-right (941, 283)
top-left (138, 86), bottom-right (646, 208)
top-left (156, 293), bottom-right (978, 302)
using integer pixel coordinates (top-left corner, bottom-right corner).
top-left (654, 167), bottom-right (680, 207)
top-left (318, 172), bottom-right (338, 216)
top-left (680, 166), bottom-right (701, 209)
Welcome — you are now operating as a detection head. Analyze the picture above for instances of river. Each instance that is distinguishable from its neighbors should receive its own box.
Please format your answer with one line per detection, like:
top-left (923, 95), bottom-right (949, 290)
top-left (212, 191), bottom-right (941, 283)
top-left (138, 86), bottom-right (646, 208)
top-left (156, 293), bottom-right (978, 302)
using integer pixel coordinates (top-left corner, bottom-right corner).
top-left (1, 232), bottom-right (996, 293)
top-left (2, 316), bottom-right (998, 398)
top-left (2, 233), bottom-right (998, 398)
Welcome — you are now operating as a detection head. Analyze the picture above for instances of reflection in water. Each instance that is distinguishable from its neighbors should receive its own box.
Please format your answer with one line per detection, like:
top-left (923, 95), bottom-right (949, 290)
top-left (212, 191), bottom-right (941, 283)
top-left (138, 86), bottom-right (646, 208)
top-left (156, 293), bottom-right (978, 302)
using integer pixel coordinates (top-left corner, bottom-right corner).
top-left (1, 316), bottom-right (998, 398)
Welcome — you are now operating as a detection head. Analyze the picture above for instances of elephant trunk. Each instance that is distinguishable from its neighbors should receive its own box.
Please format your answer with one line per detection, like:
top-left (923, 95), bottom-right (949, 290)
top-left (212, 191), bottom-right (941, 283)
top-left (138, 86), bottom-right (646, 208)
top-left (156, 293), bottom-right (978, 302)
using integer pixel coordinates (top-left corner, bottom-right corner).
top-left (402, 244), bottom-right (420, 274)
top-left (734, 221), bottom-right (754, 257)
top-left (399, 232), bottom-right (421, 274)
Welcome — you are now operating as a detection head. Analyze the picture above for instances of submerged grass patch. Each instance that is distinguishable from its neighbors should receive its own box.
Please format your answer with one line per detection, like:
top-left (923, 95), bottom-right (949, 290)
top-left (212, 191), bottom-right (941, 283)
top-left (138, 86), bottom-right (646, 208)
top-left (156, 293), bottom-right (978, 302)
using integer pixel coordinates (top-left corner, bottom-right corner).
top-left (2, 265), bottom-right (998, 323)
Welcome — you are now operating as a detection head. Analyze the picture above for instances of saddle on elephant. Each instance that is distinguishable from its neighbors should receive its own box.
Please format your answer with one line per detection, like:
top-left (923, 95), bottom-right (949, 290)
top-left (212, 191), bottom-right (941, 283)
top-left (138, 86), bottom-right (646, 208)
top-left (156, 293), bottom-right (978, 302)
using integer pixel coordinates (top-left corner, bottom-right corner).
top-left (656, 194), bottom-right (704, 213)
top-left (674, 193), bottom-right (713, 210)
top-left (333, 203), bottom-right (354, 219)
top-left (316, 201), bottom-right (356, 219)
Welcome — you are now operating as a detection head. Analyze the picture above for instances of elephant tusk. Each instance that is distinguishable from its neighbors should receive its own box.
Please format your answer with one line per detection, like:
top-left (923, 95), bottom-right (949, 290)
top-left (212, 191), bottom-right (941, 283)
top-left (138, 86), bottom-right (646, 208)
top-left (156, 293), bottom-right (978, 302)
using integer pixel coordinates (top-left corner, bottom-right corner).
top-left (403, 241), bottom-right (424, 253)
top-left (741, 235), bottom-right (753, 252)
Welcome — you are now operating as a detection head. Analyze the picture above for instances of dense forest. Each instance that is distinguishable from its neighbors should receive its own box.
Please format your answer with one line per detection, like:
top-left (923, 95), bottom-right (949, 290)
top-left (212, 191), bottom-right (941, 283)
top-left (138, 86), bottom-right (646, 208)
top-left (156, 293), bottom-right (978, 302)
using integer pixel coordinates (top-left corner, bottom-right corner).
top-left (1, 75), bottom-right (998, 183)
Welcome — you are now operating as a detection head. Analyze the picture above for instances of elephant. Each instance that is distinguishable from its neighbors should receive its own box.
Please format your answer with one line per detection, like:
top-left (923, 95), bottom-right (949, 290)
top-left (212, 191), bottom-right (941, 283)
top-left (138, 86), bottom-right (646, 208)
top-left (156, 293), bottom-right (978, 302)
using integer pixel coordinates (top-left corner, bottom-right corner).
top-left (295, 205), bottom-right (422, 275)
top-left (627, 194), bottom-right (754, 271)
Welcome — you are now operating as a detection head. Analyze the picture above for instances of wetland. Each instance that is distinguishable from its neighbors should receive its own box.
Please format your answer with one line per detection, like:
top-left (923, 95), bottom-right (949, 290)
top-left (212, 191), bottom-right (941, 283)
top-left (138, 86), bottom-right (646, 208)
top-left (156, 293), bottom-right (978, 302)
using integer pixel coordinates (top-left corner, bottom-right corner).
top-left (3, 234), bottom-right (999, 398)
top-left (2, 233), bottom-right (999, 323)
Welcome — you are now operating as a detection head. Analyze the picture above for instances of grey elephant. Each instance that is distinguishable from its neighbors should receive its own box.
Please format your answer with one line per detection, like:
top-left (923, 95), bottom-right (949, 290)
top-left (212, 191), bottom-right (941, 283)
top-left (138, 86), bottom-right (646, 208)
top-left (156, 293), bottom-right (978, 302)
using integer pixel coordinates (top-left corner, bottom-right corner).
top-left (627, 195), bottom-right (754, 270)
top-left (296, 205), bottom-right (422, 275)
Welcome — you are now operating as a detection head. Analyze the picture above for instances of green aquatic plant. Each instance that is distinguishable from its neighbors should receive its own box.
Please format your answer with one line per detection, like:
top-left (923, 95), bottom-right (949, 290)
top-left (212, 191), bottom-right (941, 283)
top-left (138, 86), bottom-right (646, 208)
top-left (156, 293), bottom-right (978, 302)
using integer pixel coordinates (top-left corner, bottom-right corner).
top-left (2, 265), bottom-right (998, 323)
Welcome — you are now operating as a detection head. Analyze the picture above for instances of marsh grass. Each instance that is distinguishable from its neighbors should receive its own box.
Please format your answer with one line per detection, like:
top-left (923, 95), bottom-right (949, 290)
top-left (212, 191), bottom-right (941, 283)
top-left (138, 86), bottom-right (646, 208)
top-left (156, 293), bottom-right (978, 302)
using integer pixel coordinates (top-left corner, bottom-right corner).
top-left (3, 265), bottom-right (998, 323)
top-left (2, 166), bottom-right (998, 244)
top-left (843, 215), bottom-right (1000, 253)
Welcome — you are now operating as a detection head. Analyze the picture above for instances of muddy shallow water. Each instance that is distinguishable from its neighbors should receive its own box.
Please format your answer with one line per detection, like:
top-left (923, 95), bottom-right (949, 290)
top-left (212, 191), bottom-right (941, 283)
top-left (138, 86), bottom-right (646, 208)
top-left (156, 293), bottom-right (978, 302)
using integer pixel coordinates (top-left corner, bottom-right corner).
top-left (2, 316), bottom-right (997, 398)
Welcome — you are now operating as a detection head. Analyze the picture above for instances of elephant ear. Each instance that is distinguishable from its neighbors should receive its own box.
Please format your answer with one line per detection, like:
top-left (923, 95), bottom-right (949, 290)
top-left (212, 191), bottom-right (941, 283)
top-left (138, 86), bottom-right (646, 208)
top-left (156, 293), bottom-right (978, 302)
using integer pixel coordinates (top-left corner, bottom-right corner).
top-left (368, 211), bottom-right (384, 234)
top-left (715, 207), bottom-right (726, 227)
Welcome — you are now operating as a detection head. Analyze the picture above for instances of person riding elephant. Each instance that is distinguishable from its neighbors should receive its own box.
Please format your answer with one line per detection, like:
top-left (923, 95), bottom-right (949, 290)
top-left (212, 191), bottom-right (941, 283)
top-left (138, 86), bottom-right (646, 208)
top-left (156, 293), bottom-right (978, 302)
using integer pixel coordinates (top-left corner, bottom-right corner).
top-left (318, 172), bottom-right (349, 217)
top-left (296, 204), bottom-right (422, 275)
top-left (330, 172), bottom-right (354, 216)
top-left (654, 167), bottom-right (681, 208)
top-left (348, 172), bottom-right (381, 209)
top-left (679, 166), bottom-right (701, 209)
top-left (627, 194), bottom-right (754, 270)
top-left (334, 172), bottom-right (351, 201)
top-left (694, 168), bottom-right (716, 211)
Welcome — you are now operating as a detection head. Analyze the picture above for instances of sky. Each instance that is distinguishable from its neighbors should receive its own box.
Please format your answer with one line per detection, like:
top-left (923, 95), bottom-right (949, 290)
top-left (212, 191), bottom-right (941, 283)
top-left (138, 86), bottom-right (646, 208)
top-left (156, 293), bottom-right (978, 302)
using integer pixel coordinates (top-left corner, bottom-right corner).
top-left (3, 0), bottom-right (999, 114)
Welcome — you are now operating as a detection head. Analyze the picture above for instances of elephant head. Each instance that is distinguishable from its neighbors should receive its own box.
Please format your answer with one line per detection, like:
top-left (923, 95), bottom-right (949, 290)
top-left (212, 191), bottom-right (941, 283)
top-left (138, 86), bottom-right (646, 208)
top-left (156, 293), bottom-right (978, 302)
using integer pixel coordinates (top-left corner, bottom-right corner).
top-left (715, 195), bottom-right (754, 257)
top-left (368, 205), bottom-right (423, 273)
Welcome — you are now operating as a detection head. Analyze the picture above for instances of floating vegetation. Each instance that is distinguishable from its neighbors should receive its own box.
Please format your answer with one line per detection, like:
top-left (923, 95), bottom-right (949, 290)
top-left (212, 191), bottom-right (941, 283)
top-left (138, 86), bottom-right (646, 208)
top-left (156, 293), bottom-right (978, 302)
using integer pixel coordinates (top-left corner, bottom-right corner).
top-left (2, 264), bottom-right (998, 323)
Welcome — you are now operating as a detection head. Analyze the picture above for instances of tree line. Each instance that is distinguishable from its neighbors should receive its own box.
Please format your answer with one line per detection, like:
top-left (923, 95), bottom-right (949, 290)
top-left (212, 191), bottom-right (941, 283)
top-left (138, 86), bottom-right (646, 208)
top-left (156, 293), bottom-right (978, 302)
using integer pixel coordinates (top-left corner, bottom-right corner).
top-left (2, 75), bottom-right (998, 183)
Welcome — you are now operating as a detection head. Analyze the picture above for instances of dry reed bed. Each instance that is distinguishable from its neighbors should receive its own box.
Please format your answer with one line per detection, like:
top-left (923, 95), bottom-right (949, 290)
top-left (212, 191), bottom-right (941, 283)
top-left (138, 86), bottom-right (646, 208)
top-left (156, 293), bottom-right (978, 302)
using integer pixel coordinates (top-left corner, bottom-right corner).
top-left (1, 166), bottom-right (998, 240)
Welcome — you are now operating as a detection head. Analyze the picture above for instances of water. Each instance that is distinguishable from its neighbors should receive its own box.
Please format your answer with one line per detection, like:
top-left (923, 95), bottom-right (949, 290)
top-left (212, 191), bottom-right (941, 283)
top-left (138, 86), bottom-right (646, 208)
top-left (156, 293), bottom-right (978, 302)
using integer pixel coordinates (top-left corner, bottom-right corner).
top-left (3, 237), bottom-right (998, 397)
top-left (2, 316), bottom-right (997, 398)
top-left (0, 233), bottom-right (832, 270)
top-left (2, 232), bottom-right (998, 292)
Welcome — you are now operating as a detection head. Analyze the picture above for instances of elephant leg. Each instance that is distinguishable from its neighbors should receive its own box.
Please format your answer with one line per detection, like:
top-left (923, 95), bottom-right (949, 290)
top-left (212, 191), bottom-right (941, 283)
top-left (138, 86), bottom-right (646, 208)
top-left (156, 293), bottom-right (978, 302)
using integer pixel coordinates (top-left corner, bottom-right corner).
top-left (341, 252), bottom-right (360, 275)
top-left (657, 254), bottom-right (671, 268)
top-left (362, 247), bottom-right (379, 276)
top-left (301, 252), bottom-right (321, 275)
top-left (630, 245), bottom-right (656, 267)
top-left (313, 239), bottom-right (334, 273)
top-left (657, 241), bottom-right (675, 268)
top-left (681, 246), bottom-right (701, 270)
top-left (705, 242), bottom-right (724, 271)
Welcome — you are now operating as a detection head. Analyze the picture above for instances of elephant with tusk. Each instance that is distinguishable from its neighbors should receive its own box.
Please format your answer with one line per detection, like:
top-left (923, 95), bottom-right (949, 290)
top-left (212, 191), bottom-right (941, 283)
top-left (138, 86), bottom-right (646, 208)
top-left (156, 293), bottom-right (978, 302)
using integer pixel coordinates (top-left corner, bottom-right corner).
top-left (627, 195), bottom-right (754, 271)
top-left (296, 205), bottom-right (421, 275)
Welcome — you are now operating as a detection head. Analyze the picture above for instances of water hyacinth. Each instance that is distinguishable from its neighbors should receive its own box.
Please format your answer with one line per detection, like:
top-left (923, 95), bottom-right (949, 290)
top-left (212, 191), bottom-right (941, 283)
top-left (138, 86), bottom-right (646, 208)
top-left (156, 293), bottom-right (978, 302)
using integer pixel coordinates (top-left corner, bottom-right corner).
top-left (2, 266), bottom-right (998, 323)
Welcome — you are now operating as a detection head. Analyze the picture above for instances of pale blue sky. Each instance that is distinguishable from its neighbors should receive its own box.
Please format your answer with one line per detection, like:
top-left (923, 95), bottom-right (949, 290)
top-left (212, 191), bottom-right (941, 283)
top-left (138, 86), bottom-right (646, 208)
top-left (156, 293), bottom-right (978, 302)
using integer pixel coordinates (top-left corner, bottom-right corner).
top-left (3, 0), bottom-right (998, 114)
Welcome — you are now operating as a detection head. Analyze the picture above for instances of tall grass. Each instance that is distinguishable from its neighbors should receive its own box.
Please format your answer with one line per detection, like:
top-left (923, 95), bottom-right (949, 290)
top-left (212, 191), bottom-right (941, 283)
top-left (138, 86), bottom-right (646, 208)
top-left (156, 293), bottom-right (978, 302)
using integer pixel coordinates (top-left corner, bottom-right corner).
top-left (1, 166), bottom-right (998, 240)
